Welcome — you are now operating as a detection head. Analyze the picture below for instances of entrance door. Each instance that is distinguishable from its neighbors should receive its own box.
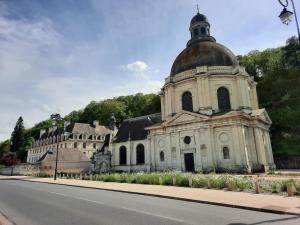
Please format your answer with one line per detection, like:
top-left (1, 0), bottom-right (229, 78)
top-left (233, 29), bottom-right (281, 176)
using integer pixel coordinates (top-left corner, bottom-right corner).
top-left (184, 153), bottom-right (195, 172)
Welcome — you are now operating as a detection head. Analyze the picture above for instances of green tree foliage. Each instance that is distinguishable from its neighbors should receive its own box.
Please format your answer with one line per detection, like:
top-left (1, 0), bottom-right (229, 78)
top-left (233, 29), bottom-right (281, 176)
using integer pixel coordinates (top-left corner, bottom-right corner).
top-left (26, 119), bottom-right (53, 140)
top-left (239, 36), bottom-right (300, 157)
top-left (64, 110), bottom-right (83, 123)
top-left (0, 140), bottom-right (10, 160)
top-left (64, 93), bottom-right (161, 126)
top-left (10, 117), bottom-right (25, 153)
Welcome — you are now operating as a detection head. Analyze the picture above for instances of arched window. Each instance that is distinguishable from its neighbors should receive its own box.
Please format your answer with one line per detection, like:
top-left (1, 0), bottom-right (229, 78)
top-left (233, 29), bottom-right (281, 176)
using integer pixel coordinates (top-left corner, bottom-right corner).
top-left (200, 27), bottom-right (206, 35)
top-left (223, 146), bottom-right (230, 159)
top-left (160, 151), bottom-right (164, 162)
top-left (217, 87), bottom-right (231, 111)
top-left (119, 146), bottom-right (127, 165)
top-left (182, 91), bottom-right (193, 112)
top-left (193, 28), bottom-right (199, 36)
top-left (74, 142), bottom-right (77, 148)
top-left (136, 144), bottom-right (145, 164)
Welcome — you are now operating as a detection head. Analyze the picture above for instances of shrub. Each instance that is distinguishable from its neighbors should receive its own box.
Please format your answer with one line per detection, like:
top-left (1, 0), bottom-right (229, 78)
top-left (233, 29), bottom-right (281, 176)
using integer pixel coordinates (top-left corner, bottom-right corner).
top-left (175, 173), bottom-right (190, 187)
top-left (210, 175), bottom-right (227, 189)
top-left (161, 173), bottom-right (173, 185)
top-left (126, 174), bottom-right (137, 183)
top-left (192, 175), bottom-right (208, 188)
top-left (235, 178), bottom-right (253, 191)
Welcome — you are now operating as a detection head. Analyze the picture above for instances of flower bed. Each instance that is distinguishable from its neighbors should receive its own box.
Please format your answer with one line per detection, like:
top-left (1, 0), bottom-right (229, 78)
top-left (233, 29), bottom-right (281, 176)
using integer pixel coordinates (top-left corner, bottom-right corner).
top-left (35, 172), bottom-right (300, 196)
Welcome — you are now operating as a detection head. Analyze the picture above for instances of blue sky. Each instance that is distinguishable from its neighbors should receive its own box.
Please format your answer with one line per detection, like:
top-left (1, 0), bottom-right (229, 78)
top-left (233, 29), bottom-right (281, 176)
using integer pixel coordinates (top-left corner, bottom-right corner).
top-left (0, 0), bottom-right (297, 141)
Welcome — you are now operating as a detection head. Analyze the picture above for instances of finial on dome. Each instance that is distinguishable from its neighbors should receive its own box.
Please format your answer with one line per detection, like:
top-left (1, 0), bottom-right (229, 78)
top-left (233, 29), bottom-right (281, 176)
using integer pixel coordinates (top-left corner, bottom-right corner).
top-left (197, 4), bottom-right (199, 14)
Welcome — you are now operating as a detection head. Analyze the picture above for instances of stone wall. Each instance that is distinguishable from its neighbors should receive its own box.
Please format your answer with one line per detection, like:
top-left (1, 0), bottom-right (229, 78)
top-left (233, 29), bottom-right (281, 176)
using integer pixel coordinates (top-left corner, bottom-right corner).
top-left (0, 164), bottom-right (40, 175)
top-left (274, 157), bottom-right (300, 169)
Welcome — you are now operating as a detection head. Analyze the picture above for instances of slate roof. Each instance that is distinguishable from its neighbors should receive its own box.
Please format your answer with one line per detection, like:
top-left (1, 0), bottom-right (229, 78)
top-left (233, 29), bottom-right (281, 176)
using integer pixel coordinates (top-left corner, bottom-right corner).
top-left (39, 122), bottom-right (111, 140)
top-left (40, 127), bottom-right (64, 139)
top-left (190, 12), bottom-right (208, 25)
top-left (113, 113), bottom-right (161, 143)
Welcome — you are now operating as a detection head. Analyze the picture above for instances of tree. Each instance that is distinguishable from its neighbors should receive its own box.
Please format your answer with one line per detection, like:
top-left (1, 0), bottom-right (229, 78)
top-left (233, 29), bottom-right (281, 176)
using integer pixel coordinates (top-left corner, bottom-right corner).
top-left (239, 37), bottom-right (300, 157)
top-left (10, 117), bottom-right (25, 153)
top-left (0, 140), bottom-right (10, 162)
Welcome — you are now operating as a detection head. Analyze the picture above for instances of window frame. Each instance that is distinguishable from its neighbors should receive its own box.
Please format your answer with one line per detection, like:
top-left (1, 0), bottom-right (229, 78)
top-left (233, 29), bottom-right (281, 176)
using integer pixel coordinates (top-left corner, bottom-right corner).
top-left (182, 91), bottom-right (193, 112)
top-left (222, 146), bottom-right (230, 160)
top-left (119, 146), bottom-right (127, 165)
top-left (136, 144), bottom-right (145, 165)
top-left (217, 87), bottom-right (231, 111)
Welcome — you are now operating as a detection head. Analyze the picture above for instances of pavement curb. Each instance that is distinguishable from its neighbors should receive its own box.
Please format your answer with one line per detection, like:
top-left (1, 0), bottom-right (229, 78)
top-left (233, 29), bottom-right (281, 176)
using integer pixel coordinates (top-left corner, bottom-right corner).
top-left (20, 178), bottom-right (300, 217)
top-left (0, 211), bottom-right (16, 225)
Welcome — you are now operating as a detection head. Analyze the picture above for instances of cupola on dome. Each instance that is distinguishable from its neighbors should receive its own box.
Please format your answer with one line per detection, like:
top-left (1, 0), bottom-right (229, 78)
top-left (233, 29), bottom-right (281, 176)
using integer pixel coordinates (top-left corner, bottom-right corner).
top-left (170, 12), bottom-right (239, 76)
top-left (190, 13), bottom-right (208, 25)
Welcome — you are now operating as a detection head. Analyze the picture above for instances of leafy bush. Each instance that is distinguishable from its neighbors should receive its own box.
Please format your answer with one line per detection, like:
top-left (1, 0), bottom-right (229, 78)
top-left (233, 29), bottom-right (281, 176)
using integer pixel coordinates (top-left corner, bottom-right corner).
top-left (192, 175), bottom-right (208, 188)
top-left (210, 175), bottom-right (227, 189)
top-left (174, 173), bottom-right (190, 187)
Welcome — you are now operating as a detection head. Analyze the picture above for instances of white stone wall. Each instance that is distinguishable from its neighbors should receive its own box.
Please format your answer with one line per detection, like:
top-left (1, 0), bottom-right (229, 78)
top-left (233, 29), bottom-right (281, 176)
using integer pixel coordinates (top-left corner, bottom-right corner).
top-left (161, 66), bottom-right (258, 119)
top-left (112, 139), bottom-right (151, 172)
top-left (27, 137), bottom-right (104, 164)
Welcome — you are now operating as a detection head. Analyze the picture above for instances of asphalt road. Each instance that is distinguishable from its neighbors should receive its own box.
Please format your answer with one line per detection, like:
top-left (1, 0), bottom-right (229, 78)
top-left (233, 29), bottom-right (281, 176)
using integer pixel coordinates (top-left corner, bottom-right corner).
top-left (0, 180), bottom-right (299, 225)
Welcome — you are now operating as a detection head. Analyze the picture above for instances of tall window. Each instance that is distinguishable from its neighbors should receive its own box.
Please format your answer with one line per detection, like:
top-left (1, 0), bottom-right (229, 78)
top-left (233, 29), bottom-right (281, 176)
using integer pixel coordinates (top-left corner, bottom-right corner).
top-left (74, 142), bottom-right (77, 148)
top-left (160, 151), bottom-right (164, 162)
top-left (83, 143), bottom-right (86, 149)
top-left (193, 28), bottom-right (199, 36)
top-left (93, 143), bottom-right (96, 149)
top-left (119, 146), bottom-right (127, 165)
top-left (200, 27), bottom-right (206, 35)
top-left (136, 144), bottom-right (145, 164)
top-left (217, 87), bottom-right (231, 111)
top-left (223, 146), bottom-right (230, 159)
top-left (182, 91), bottom-right (193, 112)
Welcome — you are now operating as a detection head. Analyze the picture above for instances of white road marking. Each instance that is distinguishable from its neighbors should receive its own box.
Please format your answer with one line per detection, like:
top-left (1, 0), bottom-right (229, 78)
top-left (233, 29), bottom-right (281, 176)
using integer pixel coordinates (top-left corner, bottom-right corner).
top-left (122, 206), bottom-right (185, 223)
top-left (5, 181), bottom-right (184, 223)
top-left (49, 191), bottom-right (66, 196)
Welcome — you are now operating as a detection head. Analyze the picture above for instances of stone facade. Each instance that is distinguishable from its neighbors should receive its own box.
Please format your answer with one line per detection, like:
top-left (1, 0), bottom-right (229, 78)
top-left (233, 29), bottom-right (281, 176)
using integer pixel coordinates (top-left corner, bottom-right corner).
top-left (108, 12), bottom-right (275, 173)
top-left (26, 121), bottom-right (112, 173)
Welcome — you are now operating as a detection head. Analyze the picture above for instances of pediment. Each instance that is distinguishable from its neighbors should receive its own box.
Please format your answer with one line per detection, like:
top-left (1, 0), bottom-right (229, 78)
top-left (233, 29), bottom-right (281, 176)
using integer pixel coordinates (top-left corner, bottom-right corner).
top-left (252, 109), bottom-right (272, 124)
top-left (164, 111), bottom-right (209, 126)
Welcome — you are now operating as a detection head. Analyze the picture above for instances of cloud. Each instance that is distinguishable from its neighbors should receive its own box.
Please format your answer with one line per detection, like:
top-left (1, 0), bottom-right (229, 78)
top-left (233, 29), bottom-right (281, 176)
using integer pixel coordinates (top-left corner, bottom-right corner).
top-left (124, 61), bottom-right (149, 73)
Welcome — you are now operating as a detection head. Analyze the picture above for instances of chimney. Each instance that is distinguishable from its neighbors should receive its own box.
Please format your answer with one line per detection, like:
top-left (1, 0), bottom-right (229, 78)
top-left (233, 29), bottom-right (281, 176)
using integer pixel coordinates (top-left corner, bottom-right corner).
top-left (93, 120), bottom-right (99, 127)
top-left (39, 129), bottom-right (46, 138)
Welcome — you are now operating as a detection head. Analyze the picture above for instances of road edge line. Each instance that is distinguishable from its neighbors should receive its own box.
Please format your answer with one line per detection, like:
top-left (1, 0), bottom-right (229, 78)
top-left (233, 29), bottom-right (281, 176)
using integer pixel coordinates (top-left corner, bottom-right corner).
top-left (20, 179), bottom-right (300, 217)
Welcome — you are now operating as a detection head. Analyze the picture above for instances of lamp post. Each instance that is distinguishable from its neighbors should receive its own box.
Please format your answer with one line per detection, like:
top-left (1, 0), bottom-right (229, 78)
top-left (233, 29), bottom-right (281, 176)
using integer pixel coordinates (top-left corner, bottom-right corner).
top-left (50, 113), bottom-right (63, 180)
top-left (278, 0), bottom-right (300, 42)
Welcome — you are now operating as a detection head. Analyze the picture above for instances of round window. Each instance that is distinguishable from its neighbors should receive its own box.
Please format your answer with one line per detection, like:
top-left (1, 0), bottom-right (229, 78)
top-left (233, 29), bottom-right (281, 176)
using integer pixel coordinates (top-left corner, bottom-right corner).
top-left (184, 136), bottom-right (191, 144)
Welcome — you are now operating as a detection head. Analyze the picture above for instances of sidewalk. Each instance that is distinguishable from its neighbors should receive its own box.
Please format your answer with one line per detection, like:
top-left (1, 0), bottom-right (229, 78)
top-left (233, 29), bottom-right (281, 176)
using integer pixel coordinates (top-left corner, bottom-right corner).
top-left (0, 212), bottom-right (14, 225)
top-left (17, 176), bottom-right (300, 216)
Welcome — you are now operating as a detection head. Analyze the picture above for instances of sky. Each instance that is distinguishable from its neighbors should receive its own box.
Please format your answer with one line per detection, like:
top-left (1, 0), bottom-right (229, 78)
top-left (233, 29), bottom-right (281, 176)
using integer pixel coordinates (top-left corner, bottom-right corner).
top-left (0, 0), bottom-right (297, 141)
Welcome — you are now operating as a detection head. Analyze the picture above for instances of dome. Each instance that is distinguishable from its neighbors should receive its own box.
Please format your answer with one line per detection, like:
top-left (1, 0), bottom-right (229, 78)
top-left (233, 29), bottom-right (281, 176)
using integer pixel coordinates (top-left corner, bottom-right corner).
top-left (170, 41), bottom-right (239, 76)
top-left (190, 13), bottom-right (208, 25)
top-left (170, 12), bottom-right (239, 76)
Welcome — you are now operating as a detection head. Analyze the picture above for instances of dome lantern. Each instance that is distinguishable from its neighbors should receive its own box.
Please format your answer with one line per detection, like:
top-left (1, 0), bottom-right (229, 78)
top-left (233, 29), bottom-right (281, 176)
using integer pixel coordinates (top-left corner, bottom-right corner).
top-left (170, 11), bottom-right (239, 76)
top-left (187, 9), bottom-right (215, 47)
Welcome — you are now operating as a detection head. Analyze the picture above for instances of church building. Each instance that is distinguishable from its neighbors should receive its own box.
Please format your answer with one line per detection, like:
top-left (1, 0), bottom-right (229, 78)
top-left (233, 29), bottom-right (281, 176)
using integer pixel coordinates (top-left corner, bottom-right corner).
top-left (109, 12), bottom-right (275, 173)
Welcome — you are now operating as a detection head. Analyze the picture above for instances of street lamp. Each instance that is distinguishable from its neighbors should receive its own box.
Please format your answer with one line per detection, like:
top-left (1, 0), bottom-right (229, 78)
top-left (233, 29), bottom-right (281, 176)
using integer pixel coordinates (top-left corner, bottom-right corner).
top-left (50, 113), bottom-right (63, 180)
top-left (278, 0), bottom-right (300, 41)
